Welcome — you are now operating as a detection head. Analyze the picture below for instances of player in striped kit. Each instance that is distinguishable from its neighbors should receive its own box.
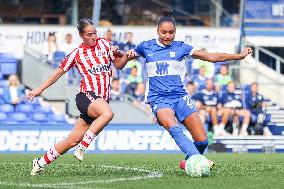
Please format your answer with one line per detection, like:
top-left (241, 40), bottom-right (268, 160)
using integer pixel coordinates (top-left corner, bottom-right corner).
top-left (132, 8), bottom-right (252, 171)
top-left (28, 18), bottom-right (134, 175)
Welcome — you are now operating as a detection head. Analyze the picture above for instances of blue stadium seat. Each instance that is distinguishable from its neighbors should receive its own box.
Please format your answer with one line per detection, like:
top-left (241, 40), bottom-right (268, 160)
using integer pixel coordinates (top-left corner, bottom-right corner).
top-left (0, 104), bottom-right (14, 113)
top-left (68, 67), bottom-right (81, 85)
top-left (0, 80), bottom-right (7, 87)
top-left (26, 97), bottom-right (40, 106)
top-left (191, 68), bottom-right (199, 76)
top-left (52, 51), bottom-right (65, 68)
top-left (32, 113), bottom-right (48, 122)
top-left (0, 62), bottom-right (17, 75)
top-left (3, 121), bottom-right (20, 124)
top-left (0, 87), bottom-right (4, 96)
top-left (50, 114), bottom-right (67, 123)
top-left (0, 52), bottom-right (15, 59)
top-left (16, 104), bottom-right (34, 114)
top-left (0, 99), bottom-right (5, 104)
top-left (243, 84), bottom-right (251, 93)
top-left (0, 112), bottom-right (8, 121)
top-left (123, 67), bottom-right (132, 76)
top-left (36, 105), bottom-right (53, 114)
top-left (9, 113), bottom-right (28, 122)
top-left (0, 58), bottom-right (17, 63)
top-left (0, 52), bottom-right (17, 75)
top-left (53, 51), bottom-right (65, 59)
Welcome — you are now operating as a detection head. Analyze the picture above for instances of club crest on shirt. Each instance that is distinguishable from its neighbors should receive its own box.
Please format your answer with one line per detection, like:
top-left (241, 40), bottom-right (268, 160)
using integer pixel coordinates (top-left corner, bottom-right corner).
top-left (169, 51), bottom-right (175, 57)
top-left (96, 50), bottom-right (107, 57)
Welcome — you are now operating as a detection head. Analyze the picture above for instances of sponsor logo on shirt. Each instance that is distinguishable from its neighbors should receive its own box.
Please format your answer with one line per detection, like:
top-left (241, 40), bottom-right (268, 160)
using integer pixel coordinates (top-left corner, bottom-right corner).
top-left (96, 51), bottom-right (107, 57)
top-left (169, 51), bottom-right (175, 57)
top-left (88, 64), bottom-right (111, 74)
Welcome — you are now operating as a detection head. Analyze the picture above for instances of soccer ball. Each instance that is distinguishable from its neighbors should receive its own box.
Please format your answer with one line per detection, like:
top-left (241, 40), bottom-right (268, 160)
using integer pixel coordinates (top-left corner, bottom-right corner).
top-left (185, 155), bottom-right (210, 177)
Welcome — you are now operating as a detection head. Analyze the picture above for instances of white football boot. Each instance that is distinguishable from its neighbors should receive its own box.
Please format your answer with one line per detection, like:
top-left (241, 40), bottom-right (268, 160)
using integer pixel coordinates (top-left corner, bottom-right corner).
top-left (73, 147), bottom-right (86, 161)
top-left (30, 158), bottom-right (44, 176)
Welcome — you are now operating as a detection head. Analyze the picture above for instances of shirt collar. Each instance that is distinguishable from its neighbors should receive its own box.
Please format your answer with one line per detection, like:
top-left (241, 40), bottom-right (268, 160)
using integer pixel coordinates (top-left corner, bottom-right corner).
top-left (155, 38), bottom-right (173, 47)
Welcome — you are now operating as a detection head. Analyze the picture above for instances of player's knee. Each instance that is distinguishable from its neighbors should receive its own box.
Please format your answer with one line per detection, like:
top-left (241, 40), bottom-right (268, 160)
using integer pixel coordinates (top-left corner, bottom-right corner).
top-left (193, 139), bottom-right (208, 155)
top-left (102, 110), bottom-right (114, 122)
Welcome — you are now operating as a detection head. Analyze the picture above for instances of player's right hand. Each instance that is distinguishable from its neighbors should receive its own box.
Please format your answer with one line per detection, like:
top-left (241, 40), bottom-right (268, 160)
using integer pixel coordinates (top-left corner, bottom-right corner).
top-left (126, 50), bottom-right (138, 60)
top-left (26, 88), bottom-right (43, 101)
top-left (240, 47), bottom-right (253, 59)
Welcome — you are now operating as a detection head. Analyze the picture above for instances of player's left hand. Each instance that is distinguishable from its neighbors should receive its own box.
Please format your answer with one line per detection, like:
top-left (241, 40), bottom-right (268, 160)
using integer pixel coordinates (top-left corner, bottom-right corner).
top-left (110, 45), bottom-right (121, 56)
top-left (240, 47), bottom-right (253, 59)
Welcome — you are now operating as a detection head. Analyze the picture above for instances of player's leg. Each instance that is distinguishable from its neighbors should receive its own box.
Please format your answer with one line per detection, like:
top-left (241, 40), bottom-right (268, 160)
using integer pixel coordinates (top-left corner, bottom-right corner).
top-left (179, 112), bottom-right (214, 170)
top-left (174, 95), bottom-right (208, 156)
top-left (154, 104), bottom-right (200, 159)
top-left (74, 96), bottom-right (113, 161)
top-left (182, 112), bottom-right (208, 155)
top-left (175, 95), bottom-right (214, 170)
top-left (31, 118), bottom-right (89, 175)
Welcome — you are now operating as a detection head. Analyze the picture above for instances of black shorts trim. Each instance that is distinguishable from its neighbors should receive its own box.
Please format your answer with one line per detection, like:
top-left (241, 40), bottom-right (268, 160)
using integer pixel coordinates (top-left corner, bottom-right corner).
top-left (75, 91), bottom-right (101, 124)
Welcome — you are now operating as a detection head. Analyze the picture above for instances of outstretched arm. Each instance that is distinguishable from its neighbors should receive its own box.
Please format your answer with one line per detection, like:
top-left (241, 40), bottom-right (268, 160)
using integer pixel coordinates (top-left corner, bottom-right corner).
top-left (27, 68), bottom-right (66, 101)
top-left (192, 47), bottom-right (252, 63)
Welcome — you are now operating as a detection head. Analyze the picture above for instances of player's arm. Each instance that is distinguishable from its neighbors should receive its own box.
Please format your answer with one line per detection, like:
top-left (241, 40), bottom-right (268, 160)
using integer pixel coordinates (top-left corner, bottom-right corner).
top-left (192, 47), bottom-right (252, 63)
top-left (112, 48), bottom-right (137, 70)
top-left (112, 50), bottom-right (129, 70)
top-left (27, 68), bottom-right (66, 101)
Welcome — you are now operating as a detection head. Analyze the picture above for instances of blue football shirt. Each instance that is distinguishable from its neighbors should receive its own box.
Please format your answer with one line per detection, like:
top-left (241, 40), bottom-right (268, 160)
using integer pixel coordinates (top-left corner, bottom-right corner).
top-left (135, 39), bottom-right (195, 103)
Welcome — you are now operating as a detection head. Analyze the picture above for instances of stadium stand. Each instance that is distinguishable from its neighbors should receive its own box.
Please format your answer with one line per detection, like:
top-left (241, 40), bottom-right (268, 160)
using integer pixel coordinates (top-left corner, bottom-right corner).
top-left (0, 53), bottom-right (18, 76)
top-left (0, 73), bottom-right (70, 125)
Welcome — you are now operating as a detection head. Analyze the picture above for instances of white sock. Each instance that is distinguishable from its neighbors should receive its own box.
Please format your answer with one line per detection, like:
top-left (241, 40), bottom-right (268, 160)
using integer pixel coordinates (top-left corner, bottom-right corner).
top-left (78, 130), bottom-right (96, 149)
top-left (38, 147), bottom-right (60, 167)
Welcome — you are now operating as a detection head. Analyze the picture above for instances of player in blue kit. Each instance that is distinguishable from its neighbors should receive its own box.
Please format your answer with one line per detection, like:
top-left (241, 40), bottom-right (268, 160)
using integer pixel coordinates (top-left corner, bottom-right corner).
top-left (245, 82), bottom-right (272, 136)
top-left (131, 8), bottom-right (252, 170)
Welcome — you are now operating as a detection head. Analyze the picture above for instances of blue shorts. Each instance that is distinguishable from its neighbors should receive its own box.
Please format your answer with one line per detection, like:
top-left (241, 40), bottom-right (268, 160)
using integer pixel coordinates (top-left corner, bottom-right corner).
top-left (149, 95), bottom-right (197, 122)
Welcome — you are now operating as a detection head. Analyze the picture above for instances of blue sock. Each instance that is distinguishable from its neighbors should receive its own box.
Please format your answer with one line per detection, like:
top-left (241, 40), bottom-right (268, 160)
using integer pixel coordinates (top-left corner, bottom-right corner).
top-left (169, 126), bottom-right (200, 159)
top-left (193, 139), bottom-right (208, 155)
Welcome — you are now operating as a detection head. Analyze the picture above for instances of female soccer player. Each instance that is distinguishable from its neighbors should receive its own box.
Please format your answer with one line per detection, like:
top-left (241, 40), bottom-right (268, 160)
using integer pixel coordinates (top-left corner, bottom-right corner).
top-left (28, 18), bottom-right (134, 175)
top-left (133, 8), bottom-right (252, 170)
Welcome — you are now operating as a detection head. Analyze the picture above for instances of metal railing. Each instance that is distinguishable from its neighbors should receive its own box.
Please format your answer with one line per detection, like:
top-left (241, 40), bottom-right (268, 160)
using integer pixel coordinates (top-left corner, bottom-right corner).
top-left (250, 44), bottom-right (284, 77)
top-left (240, 42), bottom-right (284, 107)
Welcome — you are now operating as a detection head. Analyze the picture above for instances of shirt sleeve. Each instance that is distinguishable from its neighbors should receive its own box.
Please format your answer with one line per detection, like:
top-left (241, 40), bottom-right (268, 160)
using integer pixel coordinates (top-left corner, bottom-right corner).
top-left (134, 42), bottom-right (145, 57)
top-left (59, 48), bottom-right (78, 72)
top-left (181, 42), bottom-right (195, 57)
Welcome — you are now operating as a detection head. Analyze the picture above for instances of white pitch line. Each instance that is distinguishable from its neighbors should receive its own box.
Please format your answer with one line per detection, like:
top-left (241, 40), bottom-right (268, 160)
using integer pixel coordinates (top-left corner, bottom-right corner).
top-left (0, 181), bottom-right (99, 189)
top-left (0, 162), bottom-right (163, 189)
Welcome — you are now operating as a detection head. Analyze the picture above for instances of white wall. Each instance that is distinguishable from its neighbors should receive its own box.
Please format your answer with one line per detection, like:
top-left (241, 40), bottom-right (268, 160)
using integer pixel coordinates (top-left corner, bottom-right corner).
top-left (0, 25), bottom-right (240, 59)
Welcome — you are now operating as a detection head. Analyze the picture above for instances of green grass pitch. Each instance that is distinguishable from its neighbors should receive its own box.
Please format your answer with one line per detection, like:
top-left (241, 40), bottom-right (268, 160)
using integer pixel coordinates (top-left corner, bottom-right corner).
top-left (0, 153), bottom-right (284, 189)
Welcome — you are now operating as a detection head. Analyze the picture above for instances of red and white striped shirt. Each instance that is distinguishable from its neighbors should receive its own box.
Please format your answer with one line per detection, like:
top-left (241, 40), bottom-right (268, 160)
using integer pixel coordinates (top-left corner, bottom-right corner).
top-left (59, 38), bottom-right (116, 101)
